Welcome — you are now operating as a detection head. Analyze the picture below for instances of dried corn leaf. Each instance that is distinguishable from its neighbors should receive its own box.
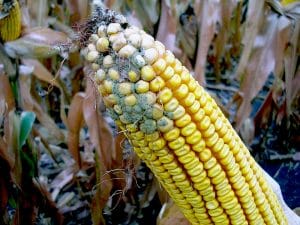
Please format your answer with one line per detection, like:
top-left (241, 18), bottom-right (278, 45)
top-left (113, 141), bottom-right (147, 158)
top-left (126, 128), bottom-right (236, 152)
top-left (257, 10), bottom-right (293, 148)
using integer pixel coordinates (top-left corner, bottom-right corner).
top-left (4, 27), bottom-right (69, 58)
top-left (22, 59), bottom-right (69, 128)
top-left (235, 0), bottom-right (264, 80)
top-left (194, 0), bottom-right (221, 84)
top-left (156, 0), bottom-right (177, 53)
top-left (235, 14), bottom-right (292, 128)
top-left (19, 66), bottom-right (65, 143)
top-left (67, 92), bottom-right (85, 168)
top-left (83, 78), bottom-right (114, 171)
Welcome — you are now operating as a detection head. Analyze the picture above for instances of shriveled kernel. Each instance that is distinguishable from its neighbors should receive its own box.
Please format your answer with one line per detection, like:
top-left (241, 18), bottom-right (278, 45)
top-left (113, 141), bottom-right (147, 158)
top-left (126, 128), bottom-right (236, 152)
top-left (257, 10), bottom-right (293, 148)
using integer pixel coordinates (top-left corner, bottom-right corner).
top-left (164, 98), bottom-right (179, 112)
top-left (154, 41), bottom-right (165, 56)
top-left (128, 33), bottom-right (141, 47)
top-left (112, 36), bottom-right (127, 51)
top-left (118, 83), bottom-right (132, 95)
top-left (145, 132), bottom-right (159, 141)
top-left (150, 76), bottom-right (165, 92)
top-left (141, 65), bottom-right (156, 81)
top-left (141, 34), bottom-right (155, 49)
top-left (157, 116), bottom-right (174, 132)
top-left (103, 55), bottom-right (114, 68)
top-left (113, 105), bottom-right (122, 114)
top-left (97, 25), bottom-right (106, 37)
top-left (158, 88), bottom-right (172, 103)
top-left (94, 69), bottom-right (106, 84)
top-left (124, 94), bottom-right (137, 106)
top-left (118, 45), bottom-right (136, 58)
top-left (103, 80), bottom-right (113, 93)
top-left (107, 23), bottom-right (122, 34)
top-left (87, 43), bottom-right (96, 51)
top-left (135, 80), bottom-right (149, 93)
top-left (103, 94), bottom-right (117, 106)
top-left (175, 114), bottom-right (191, 127)
top-left (96, 37), bottom-right (109, 52)
top-left (152, 58), bottom-right (167, 74)
top-left (108, 68), bottom-right (120, 80)
top-left (174, 84), bottom-right (189, 99)
top-left (86, 50), bottom-right (99, 62)
top-left (128, 70), bottom-right (140, 82)
top-left (152, 103), bottom-right (164, 119)
top-left (144, 48), bottom-right (159, 64)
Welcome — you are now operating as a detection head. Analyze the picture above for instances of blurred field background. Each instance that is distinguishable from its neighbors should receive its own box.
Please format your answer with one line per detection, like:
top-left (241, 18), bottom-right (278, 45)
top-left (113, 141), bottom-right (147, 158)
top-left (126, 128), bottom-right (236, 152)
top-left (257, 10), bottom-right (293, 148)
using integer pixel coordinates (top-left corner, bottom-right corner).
top-left (0, 0), bottom-right (299, 224)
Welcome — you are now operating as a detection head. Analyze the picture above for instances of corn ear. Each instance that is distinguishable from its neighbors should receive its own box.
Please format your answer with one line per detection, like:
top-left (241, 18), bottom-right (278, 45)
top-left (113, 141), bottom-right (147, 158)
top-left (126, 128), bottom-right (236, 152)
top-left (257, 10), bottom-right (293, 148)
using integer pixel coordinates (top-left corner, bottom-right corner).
top-left (83, 8), bottom-right (288, 225)
top-left (0, 0), bottom-right (21, 42)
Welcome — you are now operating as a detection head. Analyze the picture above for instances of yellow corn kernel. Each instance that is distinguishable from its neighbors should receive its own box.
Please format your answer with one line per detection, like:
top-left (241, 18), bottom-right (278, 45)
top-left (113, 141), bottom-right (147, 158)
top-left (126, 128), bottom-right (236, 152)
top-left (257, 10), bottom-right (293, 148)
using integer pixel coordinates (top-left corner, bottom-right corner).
top-left (149, 138), bottom-right (166, 151)
top-left (135, 80), bottom-right (149, 93)
top-left (163, 128), bottom-right (180, 141)
top-left (161, 66), bottom-right (174, 80)
top-left (158, 88), bottom-right (173, 103)
top-left (186, 130), bottom-right (202, 145)
top-left (164, 50), bottom-right (175, 65)
top-left (164, 98), bottom-right (179, 112)
top-left (175, 114), bottom-right (191, 127)
top-left (124, 94), bottom-right (137, 106)
top-left (180, 68), bottom-right (191, 83)
top-left (166, 74), bottom-right (181, 89)
top-left (174, 84), bottom-right (189, 99)
top-left (141, 65), bottom-right (156, 81)
top-left (152, 58), bottom-right (167, 74)
top-left (128, 70), bottom-right (140, 82)
top-left (118, 82), bottom-right (132, 95)
top-left (181, 122), bottom-right (197, 136)
top-left (150, 76), bottom-right (165, 92)
top-left (96, 37), bottom-right (109, 52)
top-left (168, 137), bottom-right (185, 150)
top-left (108, 68), bottom-right (120, 80)
top-left (172, 105), bottom-right (186, 120)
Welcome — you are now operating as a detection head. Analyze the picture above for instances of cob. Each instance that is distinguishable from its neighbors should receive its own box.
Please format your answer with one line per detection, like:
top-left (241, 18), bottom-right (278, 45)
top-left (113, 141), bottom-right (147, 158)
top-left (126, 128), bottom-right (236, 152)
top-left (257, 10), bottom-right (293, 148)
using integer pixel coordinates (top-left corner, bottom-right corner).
top-left (83, 8), bottom-right (288, 225)
top-left (0, 0), bottom-right (21, 41)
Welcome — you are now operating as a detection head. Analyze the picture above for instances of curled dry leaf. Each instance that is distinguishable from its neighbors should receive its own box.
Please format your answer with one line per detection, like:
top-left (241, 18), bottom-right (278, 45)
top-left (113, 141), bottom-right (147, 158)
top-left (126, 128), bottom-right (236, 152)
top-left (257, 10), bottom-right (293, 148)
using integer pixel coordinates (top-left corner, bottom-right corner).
top-left (4, 27), bottom-right (69, 58)
top-left (156, 0), bottom-right (177, 54)
top-left (194, 0), bottom-right (221, 84)
top-left (235, 0), bottom-right (265, 80)
top-left (82, 78), bottom-right (114, 171)
top-left (67, 92), bottom-right (85, 168)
